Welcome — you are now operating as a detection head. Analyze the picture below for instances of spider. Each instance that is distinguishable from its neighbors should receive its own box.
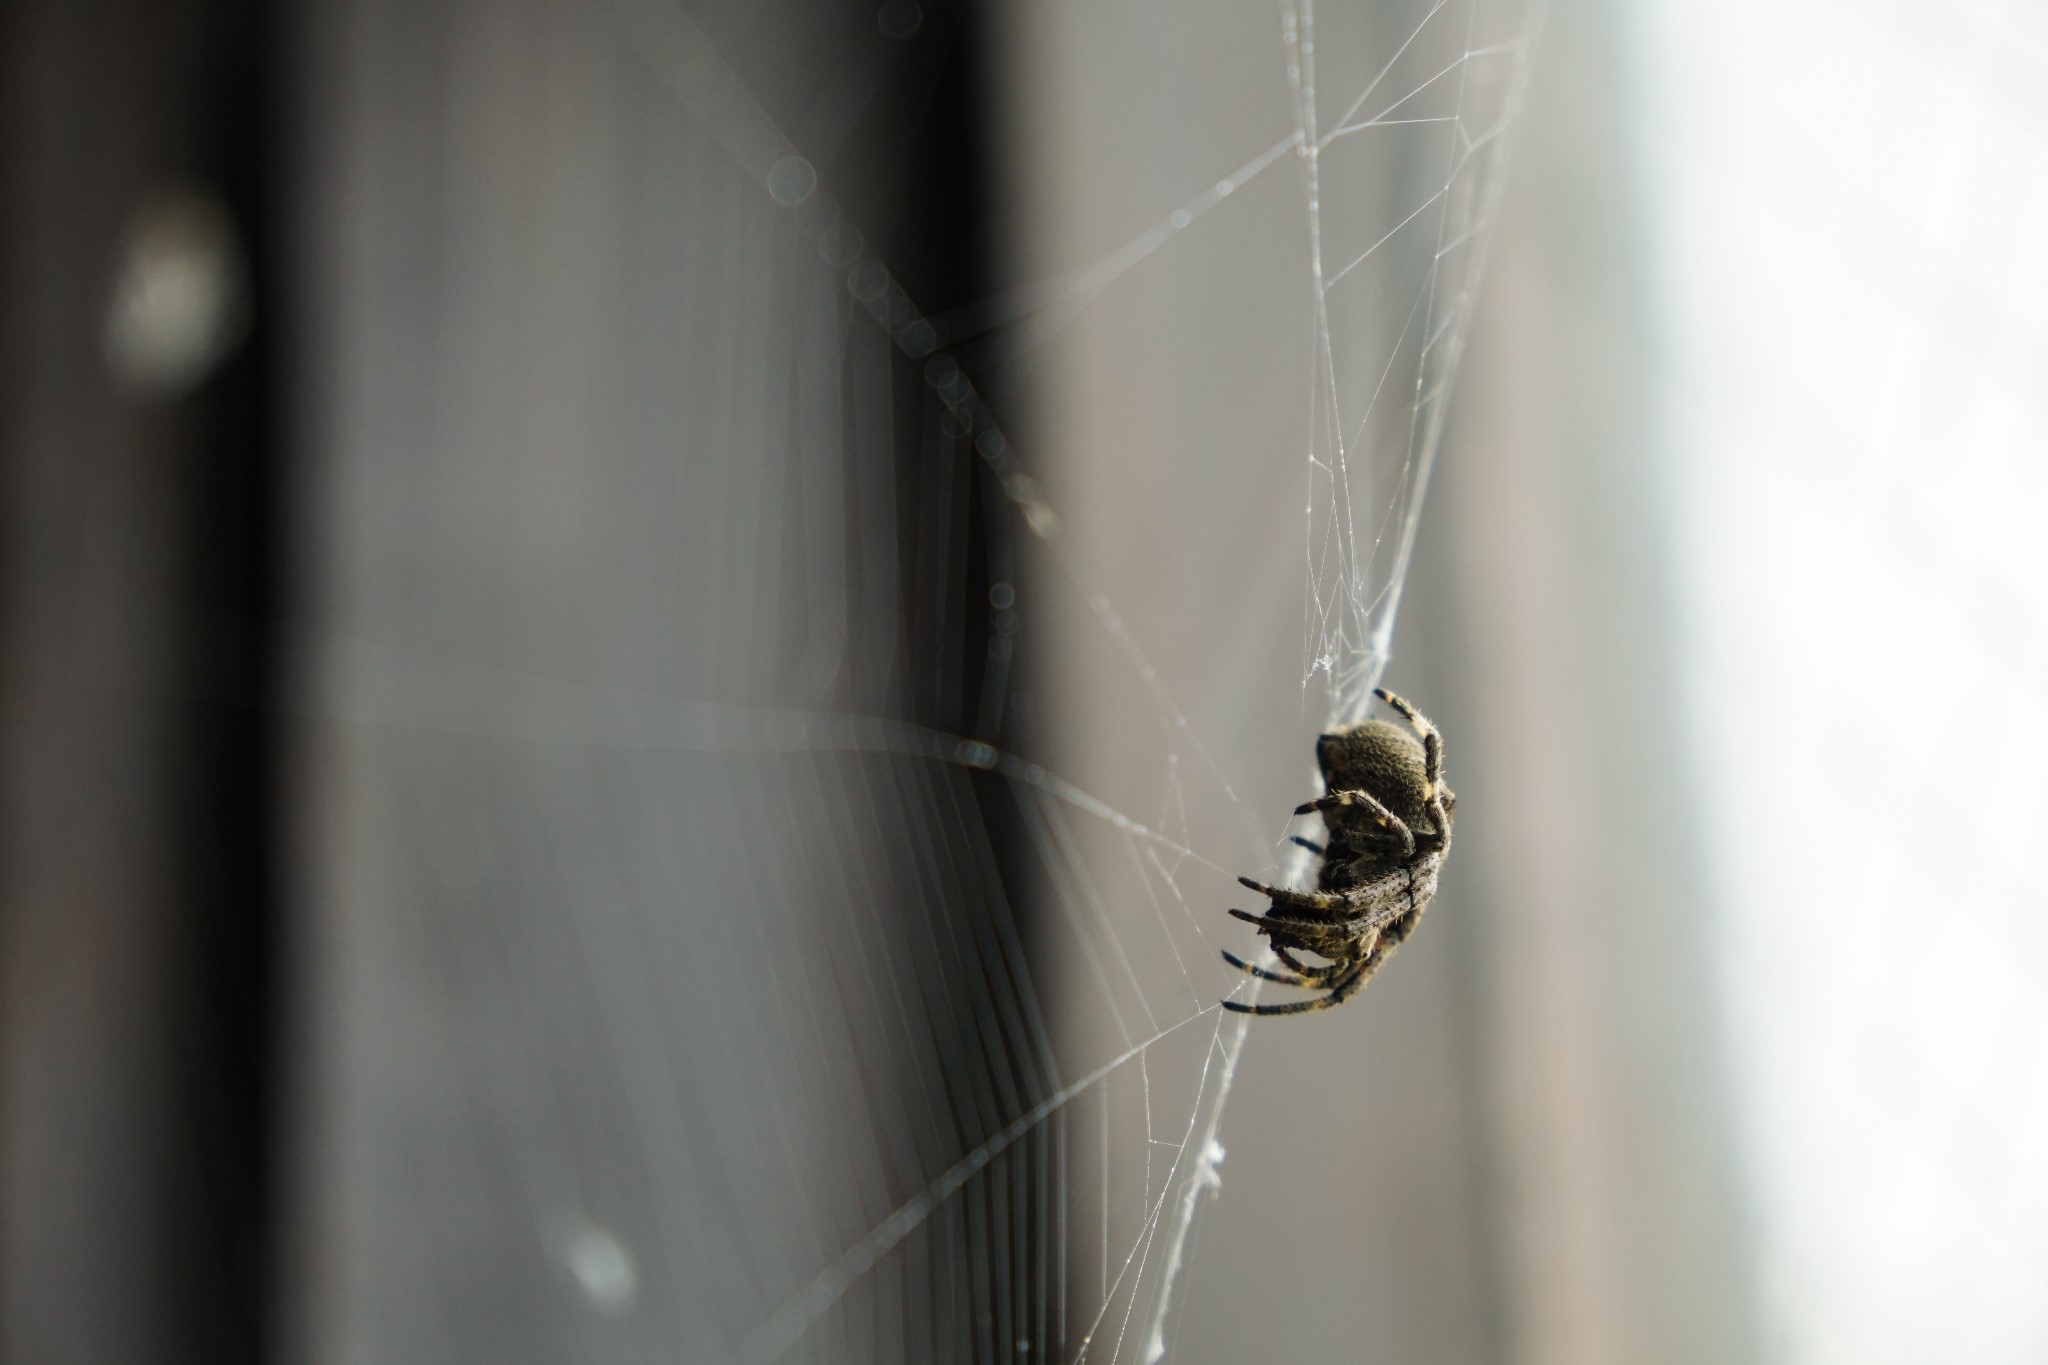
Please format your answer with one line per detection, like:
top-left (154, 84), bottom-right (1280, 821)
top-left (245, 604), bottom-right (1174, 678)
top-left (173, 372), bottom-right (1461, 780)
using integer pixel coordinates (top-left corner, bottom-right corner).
top-left (1221, 687), bottom-right (1455, 1016)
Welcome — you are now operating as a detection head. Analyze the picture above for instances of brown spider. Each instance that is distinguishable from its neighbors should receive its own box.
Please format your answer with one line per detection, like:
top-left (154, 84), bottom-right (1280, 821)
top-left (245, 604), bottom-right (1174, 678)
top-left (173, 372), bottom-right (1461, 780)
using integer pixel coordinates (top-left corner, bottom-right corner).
top-left (1221, 687), bottom-right (1455, 1016)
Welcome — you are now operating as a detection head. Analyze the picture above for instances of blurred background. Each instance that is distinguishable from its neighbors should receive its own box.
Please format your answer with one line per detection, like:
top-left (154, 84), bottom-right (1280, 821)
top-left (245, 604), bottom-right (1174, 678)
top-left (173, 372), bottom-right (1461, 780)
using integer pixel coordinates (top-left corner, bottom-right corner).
top-left (4, 0), bottom-right (2045, 1362)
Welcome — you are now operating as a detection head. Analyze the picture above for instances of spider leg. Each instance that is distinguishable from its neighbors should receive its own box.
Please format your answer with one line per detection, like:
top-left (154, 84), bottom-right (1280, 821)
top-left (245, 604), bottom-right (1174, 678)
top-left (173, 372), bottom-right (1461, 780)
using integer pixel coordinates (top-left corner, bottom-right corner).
top-left (1266, 938), bottom-right (1352, 982)
top-left (1313, 957), bottom-right (1379, 1009)
top-left (1233, 890), bottom-right (1405, 933)
top-left (1229, 909), bottom-right (1372, 946)
top-left (1290, 835), bottom-right (1325, 855)
top-left (1374, 686), bottom-right (1445, 793)
top-left (1221, 961), bottom-right (1367, 1016)
top-left (1228, 908), bottom-right (1331, 936)
top-left (1229, 907), bottom-right (1342, 942)
top-left (1224, 939), bottom-right (1397, 1015)
top-left (1271, 942), bottom-right (1345, 980)
top-left (1236, 875), bottom-right (1340, 910)
top-left (1219, 949), bottom-right (1314, 987)
top-left (1292, 788), bottom-right (1415, 856)
top-left (1423, 790), bottom-right (1453, 849)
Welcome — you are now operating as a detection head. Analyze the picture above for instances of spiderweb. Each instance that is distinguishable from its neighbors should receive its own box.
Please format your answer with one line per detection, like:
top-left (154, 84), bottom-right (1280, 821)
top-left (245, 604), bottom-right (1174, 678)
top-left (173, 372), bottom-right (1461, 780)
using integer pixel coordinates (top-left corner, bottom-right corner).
top-left (297, 0), bottom-right (1539, 1360)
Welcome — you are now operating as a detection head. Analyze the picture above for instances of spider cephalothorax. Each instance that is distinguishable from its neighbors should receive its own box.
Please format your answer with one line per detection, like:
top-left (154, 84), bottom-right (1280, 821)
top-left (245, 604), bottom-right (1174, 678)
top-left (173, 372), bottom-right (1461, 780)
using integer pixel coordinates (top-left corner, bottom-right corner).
top-left (1221, 687), bottom-right (1455, 1016)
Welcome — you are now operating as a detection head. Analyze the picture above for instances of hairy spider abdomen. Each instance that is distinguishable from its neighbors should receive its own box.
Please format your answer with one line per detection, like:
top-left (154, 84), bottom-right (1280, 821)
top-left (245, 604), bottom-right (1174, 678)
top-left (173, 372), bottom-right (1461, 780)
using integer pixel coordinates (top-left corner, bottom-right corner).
top-left (1221, 688), bottom-right (1455, 1017)
top-left (1316, 720), bottom-right (1442, 842)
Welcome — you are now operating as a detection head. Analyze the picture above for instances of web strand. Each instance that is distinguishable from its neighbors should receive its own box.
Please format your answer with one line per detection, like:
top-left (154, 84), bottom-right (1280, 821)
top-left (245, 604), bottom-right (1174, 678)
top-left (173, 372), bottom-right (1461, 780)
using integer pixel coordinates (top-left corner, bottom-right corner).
top-left (598, 0), bottom-right (1547, 1357)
